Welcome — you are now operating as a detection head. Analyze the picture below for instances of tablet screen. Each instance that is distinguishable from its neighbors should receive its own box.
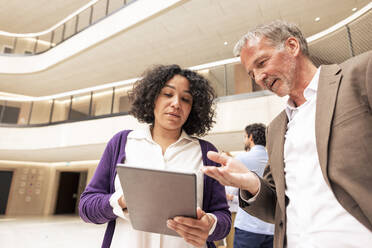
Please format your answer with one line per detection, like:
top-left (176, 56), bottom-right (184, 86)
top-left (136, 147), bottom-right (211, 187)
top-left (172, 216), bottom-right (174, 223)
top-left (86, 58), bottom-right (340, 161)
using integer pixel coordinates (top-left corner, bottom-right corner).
top-left (117, 164), bottom-right (197, 236)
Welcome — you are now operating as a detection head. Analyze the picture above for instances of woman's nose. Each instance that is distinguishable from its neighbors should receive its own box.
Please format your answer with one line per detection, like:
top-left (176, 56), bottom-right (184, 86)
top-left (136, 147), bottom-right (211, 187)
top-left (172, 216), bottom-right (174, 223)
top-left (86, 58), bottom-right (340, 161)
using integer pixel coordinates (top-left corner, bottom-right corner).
top-left (170, 96), bottom-right (180, 108)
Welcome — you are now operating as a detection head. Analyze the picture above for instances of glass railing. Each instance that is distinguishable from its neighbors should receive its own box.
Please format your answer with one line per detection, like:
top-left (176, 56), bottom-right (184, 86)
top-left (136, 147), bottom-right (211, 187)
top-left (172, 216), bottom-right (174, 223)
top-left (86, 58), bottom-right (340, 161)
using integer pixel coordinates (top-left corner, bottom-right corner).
top-left (0, 0), bottom-right (137, 55)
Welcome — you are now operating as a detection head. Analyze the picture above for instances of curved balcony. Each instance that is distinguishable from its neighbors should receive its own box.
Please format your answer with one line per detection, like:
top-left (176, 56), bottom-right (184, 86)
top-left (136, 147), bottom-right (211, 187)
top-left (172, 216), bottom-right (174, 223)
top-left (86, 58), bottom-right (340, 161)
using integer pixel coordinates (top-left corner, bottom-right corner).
top-left (0, 57), bottom-right (268, 127)
top-left (0, 0), bottom-right (137, 55)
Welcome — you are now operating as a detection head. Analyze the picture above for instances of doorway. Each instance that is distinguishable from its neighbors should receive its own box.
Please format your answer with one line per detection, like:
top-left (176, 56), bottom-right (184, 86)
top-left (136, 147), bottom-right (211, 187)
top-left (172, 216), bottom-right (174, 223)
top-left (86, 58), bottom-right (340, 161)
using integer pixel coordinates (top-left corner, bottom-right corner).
top-left (55, 171), bottom-right (87, 214)
top-left (0, 171), bottom-right (13, 215)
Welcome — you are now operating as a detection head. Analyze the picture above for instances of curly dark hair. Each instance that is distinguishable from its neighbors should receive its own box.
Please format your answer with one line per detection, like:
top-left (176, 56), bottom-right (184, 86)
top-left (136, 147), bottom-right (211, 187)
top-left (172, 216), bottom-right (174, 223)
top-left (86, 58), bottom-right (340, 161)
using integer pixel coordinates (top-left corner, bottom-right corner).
top-left (128, 64), bottom-right (216, 136)
top-left (245, 123), bottom-right (266, 146)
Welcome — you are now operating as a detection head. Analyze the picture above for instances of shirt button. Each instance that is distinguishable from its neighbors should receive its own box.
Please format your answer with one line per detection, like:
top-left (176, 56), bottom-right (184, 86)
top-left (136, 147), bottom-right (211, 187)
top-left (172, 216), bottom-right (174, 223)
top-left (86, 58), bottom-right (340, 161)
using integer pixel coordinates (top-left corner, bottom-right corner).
top-left (279, 220), bottom-right (283, 227)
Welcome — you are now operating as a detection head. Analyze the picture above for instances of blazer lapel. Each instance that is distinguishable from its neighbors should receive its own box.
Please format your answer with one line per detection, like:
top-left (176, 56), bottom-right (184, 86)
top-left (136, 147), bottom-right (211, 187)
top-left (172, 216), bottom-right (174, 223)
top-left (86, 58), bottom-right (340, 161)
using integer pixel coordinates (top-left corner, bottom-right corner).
top-left (315, 64), bottom-right (342, 186)
top-left (269, 111), bottom-right (288, 211)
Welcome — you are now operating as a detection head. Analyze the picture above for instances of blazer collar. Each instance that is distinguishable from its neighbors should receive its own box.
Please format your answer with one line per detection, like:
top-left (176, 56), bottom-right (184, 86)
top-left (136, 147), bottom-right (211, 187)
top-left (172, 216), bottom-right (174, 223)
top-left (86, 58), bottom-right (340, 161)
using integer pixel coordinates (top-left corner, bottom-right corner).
top-left (315, 64), bottom-right (342, 186)
top-left (269, 110), bottom-right (288, 211)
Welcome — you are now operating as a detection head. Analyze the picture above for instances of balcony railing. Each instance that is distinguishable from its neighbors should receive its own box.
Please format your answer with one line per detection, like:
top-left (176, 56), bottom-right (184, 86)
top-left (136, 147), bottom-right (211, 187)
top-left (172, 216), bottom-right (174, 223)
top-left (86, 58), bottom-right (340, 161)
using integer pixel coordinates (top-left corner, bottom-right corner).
top-left (0, 0), bottom-right (137, 55)
top-left (0, 58), bottom-right (267, 126)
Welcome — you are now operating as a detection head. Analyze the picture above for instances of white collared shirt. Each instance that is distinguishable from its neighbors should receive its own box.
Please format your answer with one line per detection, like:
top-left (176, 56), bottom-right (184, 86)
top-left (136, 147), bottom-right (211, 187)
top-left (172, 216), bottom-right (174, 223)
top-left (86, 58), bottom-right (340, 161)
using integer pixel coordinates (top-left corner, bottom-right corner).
top-left (284, 67), bottom-right (372, 247)
top-left (109, 126), bottom-right (216, 248)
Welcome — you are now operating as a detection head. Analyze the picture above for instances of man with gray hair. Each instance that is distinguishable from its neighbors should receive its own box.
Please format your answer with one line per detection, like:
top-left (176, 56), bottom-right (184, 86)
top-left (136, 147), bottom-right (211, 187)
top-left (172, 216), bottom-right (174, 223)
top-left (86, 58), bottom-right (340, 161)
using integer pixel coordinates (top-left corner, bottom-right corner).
top-left (203, 20), bottom-right (372, 247)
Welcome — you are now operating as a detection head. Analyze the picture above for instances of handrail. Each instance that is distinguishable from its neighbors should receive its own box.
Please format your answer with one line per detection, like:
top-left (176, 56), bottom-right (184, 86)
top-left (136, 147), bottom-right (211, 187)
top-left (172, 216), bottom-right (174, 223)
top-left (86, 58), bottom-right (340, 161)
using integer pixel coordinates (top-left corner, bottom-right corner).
top-left (0, 0), bottom-right (135, 54)
top-left (0, 0), bottom-right (100, 38)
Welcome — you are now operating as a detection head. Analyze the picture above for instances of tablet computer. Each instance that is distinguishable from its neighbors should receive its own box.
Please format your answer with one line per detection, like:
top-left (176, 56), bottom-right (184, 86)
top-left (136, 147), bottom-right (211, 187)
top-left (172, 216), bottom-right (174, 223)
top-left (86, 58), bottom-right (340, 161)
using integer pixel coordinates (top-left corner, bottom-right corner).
top-left (116, 164), bottom-right (197, 236)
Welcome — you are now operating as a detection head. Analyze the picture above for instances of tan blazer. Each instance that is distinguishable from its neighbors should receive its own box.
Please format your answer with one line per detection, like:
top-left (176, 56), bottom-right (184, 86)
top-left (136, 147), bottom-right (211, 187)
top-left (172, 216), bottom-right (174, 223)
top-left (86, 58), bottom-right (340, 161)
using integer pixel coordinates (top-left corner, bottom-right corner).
top-left (240, 51), bottom-right (372, 247)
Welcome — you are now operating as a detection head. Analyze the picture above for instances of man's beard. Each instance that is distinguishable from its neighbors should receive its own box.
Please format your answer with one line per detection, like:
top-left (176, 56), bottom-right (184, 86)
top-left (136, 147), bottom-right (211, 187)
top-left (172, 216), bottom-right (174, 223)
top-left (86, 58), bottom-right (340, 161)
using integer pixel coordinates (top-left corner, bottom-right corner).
top-left (244, 143), bottom-right (250, 151)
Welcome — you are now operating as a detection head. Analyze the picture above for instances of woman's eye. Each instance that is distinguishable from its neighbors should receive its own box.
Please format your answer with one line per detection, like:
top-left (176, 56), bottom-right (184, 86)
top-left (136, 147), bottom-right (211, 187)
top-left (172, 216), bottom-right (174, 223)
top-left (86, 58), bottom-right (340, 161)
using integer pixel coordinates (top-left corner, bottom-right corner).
top-left (182, 97), bottom-right (191, 103)
top-left (164, 93), bottom-right (172, 97)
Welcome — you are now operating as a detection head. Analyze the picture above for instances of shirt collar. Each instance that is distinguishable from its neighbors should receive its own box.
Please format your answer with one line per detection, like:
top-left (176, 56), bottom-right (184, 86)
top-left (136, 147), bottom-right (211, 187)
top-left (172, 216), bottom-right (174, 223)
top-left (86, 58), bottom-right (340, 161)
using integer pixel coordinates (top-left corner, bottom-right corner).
top-left (285, 67), bottom-right (321, 117)
top-left (130, 125), bottom-right (198, 144)
top-left (250, 145), bottom-right (266, 152)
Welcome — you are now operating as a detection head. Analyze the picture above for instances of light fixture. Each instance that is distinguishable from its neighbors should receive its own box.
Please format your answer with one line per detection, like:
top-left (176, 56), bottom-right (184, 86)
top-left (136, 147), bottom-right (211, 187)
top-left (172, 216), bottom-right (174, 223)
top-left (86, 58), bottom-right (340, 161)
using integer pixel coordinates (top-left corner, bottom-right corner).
top-left (352, 7), bottom-right (357, 12)
top-left (315, 17), bottom-right (320, 22)
top-left (224, 41), bottom-right (228, 46)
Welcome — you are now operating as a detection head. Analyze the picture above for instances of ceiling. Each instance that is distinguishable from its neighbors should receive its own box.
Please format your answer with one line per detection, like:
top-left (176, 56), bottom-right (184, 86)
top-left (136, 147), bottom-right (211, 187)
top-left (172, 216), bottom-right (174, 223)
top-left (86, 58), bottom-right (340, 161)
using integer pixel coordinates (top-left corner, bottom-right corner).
top-left (0, 0), bottom-right (370, 97)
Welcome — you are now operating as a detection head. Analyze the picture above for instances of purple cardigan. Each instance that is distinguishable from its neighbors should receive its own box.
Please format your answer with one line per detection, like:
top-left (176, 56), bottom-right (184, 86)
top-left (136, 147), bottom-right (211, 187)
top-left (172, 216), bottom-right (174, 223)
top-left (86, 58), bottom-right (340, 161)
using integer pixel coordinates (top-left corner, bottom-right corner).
top-left (79, 130), bottom-right (231, 248)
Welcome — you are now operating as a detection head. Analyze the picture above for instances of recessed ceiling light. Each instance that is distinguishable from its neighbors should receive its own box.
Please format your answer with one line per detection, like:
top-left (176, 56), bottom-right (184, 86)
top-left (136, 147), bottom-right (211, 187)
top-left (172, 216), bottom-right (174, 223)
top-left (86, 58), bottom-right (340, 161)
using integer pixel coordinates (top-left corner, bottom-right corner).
top-left (352, 7), bottom-right (357, 12)
top-left (224, 41), bottom-right (228, 46)
top-left (315, 17), bottom-right (320, 22)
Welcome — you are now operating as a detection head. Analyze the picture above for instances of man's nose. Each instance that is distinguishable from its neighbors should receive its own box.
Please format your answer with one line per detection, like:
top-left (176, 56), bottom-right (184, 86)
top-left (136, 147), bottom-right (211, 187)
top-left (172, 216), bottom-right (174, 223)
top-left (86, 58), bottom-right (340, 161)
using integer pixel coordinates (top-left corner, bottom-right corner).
top-left (255, 71), bottom-right (267, 88)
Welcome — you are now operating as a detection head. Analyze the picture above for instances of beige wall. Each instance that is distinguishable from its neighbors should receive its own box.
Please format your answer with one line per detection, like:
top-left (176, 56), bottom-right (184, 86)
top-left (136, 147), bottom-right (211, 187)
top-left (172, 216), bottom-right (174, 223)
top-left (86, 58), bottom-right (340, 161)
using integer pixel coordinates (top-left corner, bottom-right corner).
top-left (0, 160), bottom-right (97, 216)
top-left (234, 63), bottom-right (253, 94)
top-left (52, 100), bottom-right (70, 122)
top-left (29, 100), bottom-right (53, 124)
top-left (17, 102), bottom-right (32, 125)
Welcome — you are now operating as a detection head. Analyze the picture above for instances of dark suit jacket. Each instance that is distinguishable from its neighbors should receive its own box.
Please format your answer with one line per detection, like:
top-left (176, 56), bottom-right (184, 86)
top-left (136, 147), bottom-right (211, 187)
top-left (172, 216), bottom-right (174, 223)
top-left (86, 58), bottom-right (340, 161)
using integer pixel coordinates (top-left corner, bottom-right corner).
top-left (239, 51), bottom-right (372, 247)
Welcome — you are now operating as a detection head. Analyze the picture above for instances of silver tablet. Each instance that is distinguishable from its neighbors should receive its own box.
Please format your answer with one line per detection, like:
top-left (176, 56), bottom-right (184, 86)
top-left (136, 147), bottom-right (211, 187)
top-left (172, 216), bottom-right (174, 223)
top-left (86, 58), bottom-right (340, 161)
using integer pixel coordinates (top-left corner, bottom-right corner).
top-left (116, 164), bottom-right (197, 236)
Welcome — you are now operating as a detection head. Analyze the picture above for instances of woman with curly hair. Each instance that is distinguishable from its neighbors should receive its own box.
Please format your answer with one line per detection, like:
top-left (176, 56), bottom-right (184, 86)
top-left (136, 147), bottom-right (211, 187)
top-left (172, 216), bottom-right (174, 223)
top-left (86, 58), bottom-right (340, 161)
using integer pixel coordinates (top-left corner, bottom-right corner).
top-left (79, 64), bottom-right (231, 248)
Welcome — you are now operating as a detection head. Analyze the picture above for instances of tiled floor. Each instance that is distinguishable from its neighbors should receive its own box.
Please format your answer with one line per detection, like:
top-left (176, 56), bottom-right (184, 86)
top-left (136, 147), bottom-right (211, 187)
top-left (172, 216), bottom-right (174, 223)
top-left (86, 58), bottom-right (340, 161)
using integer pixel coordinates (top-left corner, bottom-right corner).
top-left (0, 215), bottom-right (106, 248)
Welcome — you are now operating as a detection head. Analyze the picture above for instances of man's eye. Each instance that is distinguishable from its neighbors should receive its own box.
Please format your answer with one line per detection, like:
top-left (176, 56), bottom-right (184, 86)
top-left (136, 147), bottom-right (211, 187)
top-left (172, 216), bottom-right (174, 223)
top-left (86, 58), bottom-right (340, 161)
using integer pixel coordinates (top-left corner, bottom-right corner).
top-left (258, 59), bottom-right (266, 66)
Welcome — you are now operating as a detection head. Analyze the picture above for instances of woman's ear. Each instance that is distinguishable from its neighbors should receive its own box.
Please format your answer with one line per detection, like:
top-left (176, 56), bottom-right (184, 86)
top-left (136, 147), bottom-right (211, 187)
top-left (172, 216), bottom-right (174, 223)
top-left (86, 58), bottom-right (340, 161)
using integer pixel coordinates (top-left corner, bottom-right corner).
top-left (285, 37), bottom-right (300, 56)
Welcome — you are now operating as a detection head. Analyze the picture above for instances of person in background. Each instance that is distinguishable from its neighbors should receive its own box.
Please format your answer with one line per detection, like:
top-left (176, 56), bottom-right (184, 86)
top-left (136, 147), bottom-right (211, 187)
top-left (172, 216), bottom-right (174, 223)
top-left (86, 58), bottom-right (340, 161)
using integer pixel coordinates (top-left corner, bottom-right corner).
top-left (79, 64), bottom-right (231, 248)
top-left (203, 20), bottom-right (372, 248)
top-left (233, 123), bottom-right (274, 248)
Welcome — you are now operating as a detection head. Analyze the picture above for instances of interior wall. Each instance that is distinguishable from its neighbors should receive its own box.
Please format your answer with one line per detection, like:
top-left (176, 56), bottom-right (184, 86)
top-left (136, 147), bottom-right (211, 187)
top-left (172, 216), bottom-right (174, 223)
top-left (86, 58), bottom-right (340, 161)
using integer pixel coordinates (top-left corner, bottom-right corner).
top-left (52, 100), bottom-right (70, 122)
top-left (17, 102), bottom-right (32, 124)
top-left (234, 63), bottom-right (253, 94)
top-left (29, 100), bottom-right (53, 124)
top-left (0, 36), bottom-right (50, 54)
top-left (0, 160), bottom-right (98, 216)
top-left (1, 161), bottom-right (51, 215)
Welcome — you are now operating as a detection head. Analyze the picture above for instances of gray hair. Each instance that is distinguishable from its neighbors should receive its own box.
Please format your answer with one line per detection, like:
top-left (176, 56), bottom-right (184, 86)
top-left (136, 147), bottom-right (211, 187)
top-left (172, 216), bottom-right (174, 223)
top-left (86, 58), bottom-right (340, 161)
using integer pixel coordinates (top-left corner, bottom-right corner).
top-left (233, 20), bottom-right (309, 57)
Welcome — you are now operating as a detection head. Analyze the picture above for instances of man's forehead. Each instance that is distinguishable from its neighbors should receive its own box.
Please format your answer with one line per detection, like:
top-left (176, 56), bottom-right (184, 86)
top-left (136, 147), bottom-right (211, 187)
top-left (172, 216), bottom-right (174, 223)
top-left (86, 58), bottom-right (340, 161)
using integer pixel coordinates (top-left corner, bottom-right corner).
top-left (240, 37), bottom-right (273, 65)
top-left (240, 42), bottom-right (260, 67)
top-left (246, 36), bottom-right (262, 47)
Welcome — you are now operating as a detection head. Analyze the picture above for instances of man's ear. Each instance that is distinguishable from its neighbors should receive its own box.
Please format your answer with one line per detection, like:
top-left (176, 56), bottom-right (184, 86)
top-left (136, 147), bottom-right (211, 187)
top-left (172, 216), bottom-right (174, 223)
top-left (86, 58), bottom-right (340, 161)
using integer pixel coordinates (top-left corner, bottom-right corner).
top-left (285, 37), bottom-right (300, 56)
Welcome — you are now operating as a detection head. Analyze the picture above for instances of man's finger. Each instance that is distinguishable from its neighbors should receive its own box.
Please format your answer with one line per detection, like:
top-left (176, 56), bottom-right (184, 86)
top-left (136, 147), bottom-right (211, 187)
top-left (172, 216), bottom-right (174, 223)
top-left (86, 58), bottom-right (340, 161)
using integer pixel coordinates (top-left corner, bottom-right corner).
top-left (202, 167), bottom-right (234, 186)
top-left (207, 151), bottom-right (230, 165)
